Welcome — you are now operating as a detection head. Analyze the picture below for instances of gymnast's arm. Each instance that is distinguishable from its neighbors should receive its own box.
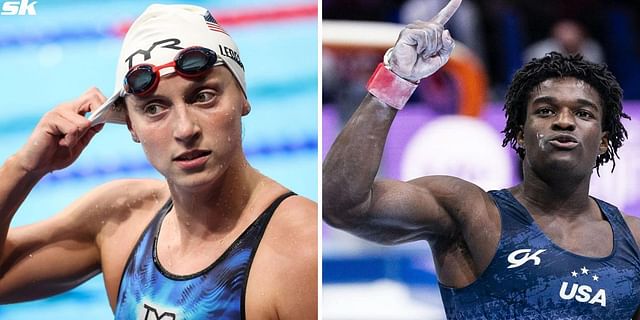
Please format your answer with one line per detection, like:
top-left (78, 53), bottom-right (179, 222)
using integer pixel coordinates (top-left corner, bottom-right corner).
top-left (0, 88), bottom-right (106, 303)
top-left (322, 0), bottom-right (490, 245)
top-left (322, 95), bottom-right (489, 245)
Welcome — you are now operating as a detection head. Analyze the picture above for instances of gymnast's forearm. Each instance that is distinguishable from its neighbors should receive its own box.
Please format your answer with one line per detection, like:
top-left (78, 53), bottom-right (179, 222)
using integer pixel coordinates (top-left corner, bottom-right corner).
top-left (322, 94), bottom-right (397, 226)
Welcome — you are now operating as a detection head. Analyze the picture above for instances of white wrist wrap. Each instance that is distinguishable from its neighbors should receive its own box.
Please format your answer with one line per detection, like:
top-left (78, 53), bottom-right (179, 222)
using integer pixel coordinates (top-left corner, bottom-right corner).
top-left (366, 63), bottom-right (418, 110)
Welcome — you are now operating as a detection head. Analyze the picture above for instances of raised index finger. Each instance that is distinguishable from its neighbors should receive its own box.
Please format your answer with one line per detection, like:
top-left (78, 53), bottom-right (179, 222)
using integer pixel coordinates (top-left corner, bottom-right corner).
top-left (431, 0), bottom-right (462, 25)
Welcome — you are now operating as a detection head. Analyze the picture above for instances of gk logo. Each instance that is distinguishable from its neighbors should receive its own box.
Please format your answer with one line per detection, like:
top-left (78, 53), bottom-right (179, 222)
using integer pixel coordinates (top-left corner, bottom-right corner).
top-left (1, 0), bottom-right (37, 16)
top-left (507, 248), bottom-right (546, 269)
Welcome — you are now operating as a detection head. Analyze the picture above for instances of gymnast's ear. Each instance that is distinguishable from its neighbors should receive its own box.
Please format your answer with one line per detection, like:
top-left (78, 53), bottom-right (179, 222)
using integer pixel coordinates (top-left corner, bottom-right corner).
top-left (516, 128), bottom-right (525, 149)
top-left (599, 132), bottom-right (609, 155)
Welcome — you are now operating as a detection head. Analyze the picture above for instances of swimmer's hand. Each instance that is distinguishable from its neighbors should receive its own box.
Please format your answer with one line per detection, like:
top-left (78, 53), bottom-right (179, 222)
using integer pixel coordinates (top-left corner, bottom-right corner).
top-left (386, 0), bottom-right (460, 82)
top-left (15, 88), bottom-right (105, 175)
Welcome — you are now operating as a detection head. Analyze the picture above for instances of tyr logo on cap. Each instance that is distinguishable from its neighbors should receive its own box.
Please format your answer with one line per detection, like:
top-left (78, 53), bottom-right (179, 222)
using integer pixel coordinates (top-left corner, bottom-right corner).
top-left (125, 38), bottom-right (183, 69)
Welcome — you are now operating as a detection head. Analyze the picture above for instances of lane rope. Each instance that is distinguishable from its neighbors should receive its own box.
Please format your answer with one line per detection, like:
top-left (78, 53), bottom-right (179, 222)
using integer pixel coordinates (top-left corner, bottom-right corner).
top-left (1, 4), bottom-right (317, 48)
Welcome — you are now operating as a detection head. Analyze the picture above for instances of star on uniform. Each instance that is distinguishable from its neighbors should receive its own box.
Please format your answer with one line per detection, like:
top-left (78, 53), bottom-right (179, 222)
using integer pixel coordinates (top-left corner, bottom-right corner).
top-left (571, 271), bottom-right (578, 277)
top-left (581, 266), bottom-right (589, 275)
top-left (592, 274), bottom-right (599, 282)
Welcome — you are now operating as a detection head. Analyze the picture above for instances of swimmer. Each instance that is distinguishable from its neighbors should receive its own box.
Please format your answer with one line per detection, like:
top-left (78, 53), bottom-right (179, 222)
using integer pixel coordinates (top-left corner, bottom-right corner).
top-left (323, 0), bottom-right (640, 318)
top-left (0, 4), bottom-right (317, 319)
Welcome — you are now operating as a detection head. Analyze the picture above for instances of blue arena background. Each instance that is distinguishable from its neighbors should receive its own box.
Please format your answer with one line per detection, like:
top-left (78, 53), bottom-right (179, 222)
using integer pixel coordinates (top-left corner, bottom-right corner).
top-left (322, 1), bottom-right (640, 318)
top-left (0, 0), bottom-right (317, 318)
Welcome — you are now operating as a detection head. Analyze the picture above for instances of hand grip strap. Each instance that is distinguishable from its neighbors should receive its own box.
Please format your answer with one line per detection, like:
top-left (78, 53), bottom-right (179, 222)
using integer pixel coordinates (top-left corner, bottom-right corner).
top-left (366, 63), bottom-right (418, 110)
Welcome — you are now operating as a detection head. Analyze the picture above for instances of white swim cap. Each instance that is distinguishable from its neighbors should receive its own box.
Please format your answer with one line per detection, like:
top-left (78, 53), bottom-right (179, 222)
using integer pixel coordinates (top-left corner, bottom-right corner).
top-left (90, 4), bottom-right (246, 125)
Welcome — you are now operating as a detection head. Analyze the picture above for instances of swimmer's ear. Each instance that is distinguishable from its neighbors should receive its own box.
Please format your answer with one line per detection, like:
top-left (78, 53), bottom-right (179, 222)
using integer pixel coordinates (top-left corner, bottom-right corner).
top-left (241, 99), bottom-right (251, 116)
top-left (126, 115), bottom-right (140, 143)
top-left (599, 131), bottom-right (609, 155)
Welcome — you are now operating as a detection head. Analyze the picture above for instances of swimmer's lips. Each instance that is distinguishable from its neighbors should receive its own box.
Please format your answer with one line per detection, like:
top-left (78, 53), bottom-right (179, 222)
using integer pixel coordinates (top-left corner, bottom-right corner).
top-left (173, 149), bottom-right (212, 170)
top-left (547, 134), bottom-right (579, 150)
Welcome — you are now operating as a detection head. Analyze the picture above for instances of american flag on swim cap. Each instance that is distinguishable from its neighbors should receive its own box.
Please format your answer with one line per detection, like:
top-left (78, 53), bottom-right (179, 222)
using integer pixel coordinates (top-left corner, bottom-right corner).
top-left (203, 10), bottom-right (228, 35)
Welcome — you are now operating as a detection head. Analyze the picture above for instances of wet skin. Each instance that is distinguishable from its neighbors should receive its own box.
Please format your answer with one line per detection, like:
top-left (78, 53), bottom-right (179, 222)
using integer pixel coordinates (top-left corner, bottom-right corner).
top-left (124, 66), bottom-right (250, 193)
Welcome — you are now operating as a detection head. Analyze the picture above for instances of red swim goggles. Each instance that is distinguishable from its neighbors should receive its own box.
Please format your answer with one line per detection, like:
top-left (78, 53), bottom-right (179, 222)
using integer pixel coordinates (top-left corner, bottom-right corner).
top-left (123, 46), bottom-right (219, 96)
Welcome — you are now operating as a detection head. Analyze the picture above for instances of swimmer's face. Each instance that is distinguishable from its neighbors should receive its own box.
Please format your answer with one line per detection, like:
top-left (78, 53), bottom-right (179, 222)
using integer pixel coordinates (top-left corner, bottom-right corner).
top-left (518, 77), bottom-right (608, 174)
top-left (124, 66), bottom-right (250, 189)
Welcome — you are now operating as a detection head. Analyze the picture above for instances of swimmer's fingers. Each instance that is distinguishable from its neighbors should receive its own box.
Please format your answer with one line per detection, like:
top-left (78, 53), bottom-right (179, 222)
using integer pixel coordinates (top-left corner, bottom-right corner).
top-left (16, 88), bottom-right (106, 174)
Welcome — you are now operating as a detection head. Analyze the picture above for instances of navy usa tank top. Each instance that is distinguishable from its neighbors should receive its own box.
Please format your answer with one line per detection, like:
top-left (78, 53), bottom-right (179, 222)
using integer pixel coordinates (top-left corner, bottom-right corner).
top-left (439, 189), bottom-right (640, 319)
top-left (114, 192), bottom-right (295, 319)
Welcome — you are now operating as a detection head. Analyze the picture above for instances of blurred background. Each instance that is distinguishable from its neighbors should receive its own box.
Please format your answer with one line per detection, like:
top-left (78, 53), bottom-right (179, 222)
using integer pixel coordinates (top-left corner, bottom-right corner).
top-left (322, 1), bottom-right (640, 319)
top-left (0, 0), bottom-right (316, 318)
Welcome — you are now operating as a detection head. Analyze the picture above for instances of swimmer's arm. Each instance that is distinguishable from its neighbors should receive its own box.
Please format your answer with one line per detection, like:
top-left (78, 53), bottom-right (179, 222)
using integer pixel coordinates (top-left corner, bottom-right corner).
top-left (0, 156), bottom-right (46, 280)
top-left (0, 89), bottom-right (107, 303)
top-left (0, 179), bottom-right (110, 303)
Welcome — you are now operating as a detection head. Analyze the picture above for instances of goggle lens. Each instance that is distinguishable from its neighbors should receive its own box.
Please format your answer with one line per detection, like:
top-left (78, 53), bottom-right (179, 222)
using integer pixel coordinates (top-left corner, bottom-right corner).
top-left (126, 66), bottom-right (156, 95)
top-left (176, 49), bottom-right (214, 74)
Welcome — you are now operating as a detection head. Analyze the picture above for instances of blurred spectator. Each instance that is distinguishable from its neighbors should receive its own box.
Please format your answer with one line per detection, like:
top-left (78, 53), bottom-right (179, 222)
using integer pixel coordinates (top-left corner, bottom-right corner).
top-left (322, 49), bottom-right (381, 121)
top-left (516, 0), bottom-right (606, 41)
top-left (323, 0), bottom-right (640, 101)
top-left (323, 0), bottom-right (405, 22)
top-left (524, 19), bottom-right (604, 63)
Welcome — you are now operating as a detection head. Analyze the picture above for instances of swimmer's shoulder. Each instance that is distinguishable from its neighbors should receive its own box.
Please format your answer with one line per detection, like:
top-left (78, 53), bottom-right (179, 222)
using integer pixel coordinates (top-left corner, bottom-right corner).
top-left (76, 178), bottom-right (169, 248)
top-left (252, 191), bottom-right (317, 318)
top-left (271, 193), bottom-right (317, 233)
top-left (74, 178), bottom-right (170, 231)
top-left (264, 190), bottom-right (317, 268)
top-left (85, 178), bottom-right (169, 211)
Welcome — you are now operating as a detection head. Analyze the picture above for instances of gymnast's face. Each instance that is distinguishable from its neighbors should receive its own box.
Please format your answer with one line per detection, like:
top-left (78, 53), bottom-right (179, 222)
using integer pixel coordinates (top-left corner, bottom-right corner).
top-left (518, 77), bottom-right (608, 175)
top-left (124, 66), bottom-right (250, 190)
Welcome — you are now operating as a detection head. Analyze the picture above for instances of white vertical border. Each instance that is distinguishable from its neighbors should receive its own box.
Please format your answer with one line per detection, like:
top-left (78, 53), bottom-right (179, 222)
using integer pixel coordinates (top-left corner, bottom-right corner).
top-left (316, 0), bottom-right (323, 319)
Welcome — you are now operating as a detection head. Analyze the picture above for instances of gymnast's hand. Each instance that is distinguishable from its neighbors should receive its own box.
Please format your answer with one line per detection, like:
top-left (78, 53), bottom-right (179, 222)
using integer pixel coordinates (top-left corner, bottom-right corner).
top-left (387, 0), bottom-right (461, 82)
top-left (16, 88), bottom-right (105, 175)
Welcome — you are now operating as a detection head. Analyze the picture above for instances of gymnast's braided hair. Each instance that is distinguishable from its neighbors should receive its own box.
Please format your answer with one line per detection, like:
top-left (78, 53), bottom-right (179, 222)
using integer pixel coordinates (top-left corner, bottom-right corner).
top-left (502, 52), bottom-right (630, 172)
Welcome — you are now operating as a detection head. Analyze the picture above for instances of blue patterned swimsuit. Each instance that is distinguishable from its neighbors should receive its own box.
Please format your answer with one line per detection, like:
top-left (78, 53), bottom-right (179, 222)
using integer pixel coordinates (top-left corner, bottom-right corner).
top-left (114, 192), bottom-right (295, 319)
